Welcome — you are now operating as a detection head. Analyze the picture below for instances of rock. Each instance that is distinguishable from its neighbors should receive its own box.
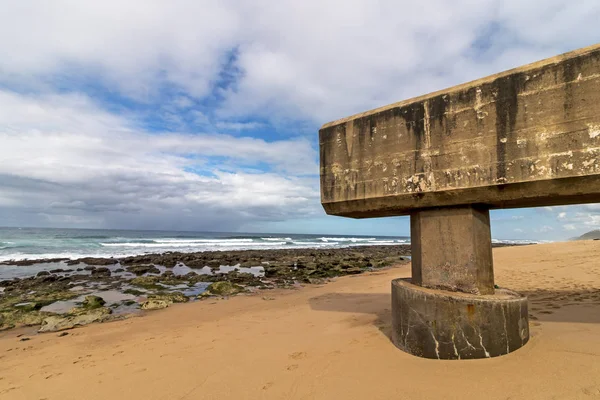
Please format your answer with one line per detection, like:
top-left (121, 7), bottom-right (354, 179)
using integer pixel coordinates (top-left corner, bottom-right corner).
top-left (149, 292), bottom-right (188, 304)
top-left (38, 307), bottom-right (112, 333)
top-left (77, 258), bottom-right (118, 266)
top-left (19, 337), bottom-right (30, 342)
top-left (141, 299), bottom-right (171, 310)
top-left (140, 292), bottom-right (188, 311)
top-left (200, 281), bottom-right (244, 297)
top-left (0, 310), bottom-right (46, 330)
top-left (83, 266), bottom-right (95, 271)
top-left (49, 268), bottom-right (65, 273)
top-left (37, 275), bottom-right (58, 283)
top-left (91, 267), bottom-right (111, 277)
top-left (130, 276), bottom-right (160, 289)
top-left (58, 332), bottom-right (68, 337)
top-left (36, 271), bottom-right (50, 277)
top-left (0, 258), bottom-right (68, 266)
top-left (81, 295), bottom-right (106, 309)
top-left (13, 302), bottom-right (42, 312)
top-left (125, 265), bottom-right (160, 275)
top-left (123, 288), bottom-right (145, 296)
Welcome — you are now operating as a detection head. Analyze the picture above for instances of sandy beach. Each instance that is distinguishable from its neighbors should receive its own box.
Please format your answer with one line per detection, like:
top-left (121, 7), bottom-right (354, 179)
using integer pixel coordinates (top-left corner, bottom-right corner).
top-left (1, 240), bottom-right (599, 400)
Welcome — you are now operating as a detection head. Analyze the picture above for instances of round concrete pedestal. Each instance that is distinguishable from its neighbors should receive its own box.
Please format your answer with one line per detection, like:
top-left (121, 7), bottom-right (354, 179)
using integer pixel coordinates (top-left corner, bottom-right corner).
top-left (391, 278), bottom-right (529, 359)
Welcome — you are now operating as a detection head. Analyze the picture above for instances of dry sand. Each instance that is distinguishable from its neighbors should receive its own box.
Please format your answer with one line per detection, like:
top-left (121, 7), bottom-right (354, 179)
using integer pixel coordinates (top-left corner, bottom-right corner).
top-left (1, 241), bottom-right (600, 400)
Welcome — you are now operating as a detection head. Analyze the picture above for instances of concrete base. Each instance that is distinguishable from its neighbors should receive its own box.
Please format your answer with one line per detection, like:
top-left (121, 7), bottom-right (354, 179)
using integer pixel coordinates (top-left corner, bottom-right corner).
top-left (391, 278), bottom-right (529, 359)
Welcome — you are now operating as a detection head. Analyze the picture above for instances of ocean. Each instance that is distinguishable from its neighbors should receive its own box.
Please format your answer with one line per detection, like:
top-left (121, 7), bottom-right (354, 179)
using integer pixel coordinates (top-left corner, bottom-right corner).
top-left (0, 227), bottom-right (542, 262)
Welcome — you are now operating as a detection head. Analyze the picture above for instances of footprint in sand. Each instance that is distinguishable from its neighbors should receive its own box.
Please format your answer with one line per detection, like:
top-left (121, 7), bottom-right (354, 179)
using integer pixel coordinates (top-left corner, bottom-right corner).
top-left (289, 351), bottom-right (306, 360)
top-left (286, 364), bottom-right (299, 371)
top-left (539, 310), bottom-right (553, 314)
top-left (581, 385), bottom-right (600, 396)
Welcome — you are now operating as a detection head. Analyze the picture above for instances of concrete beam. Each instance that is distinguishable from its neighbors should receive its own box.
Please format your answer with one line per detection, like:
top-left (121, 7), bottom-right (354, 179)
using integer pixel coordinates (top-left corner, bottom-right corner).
top-left (320, 43), bottom-right (600, 218)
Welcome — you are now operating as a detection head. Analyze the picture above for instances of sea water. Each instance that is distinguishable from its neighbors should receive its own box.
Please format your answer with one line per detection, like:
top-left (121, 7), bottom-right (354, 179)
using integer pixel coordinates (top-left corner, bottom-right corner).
top-left (0, 227), bottom-right (542, 262)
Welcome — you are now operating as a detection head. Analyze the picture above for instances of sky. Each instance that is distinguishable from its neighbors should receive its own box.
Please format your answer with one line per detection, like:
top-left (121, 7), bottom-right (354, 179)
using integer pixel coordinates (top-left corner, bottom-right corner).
top-left (0, 0), bottom-right (599, 240)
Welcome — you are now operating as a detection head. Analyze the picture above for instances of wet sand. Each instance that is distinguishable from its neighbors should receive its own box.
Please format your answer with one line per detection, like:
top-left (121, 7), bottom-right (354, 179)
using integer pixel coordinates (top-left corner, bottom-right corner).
top-left (1, 241), bottom-right (599, 399)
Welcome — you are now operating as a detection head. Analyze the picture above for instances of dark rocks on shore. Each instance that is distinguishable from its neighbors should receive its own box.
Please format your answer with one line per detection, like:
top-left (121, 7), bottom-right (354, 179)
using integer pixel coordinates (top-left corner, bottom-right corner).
top-left (67, 257), bottom-right (118, 266)
top-left (38, 307), bottom-right (113, 332)
top-left (126, 265), bottom-right (160, 275)
top-left (91, 267), bottom-right (111, 278)
top-left (200, 281), bottom-right (244, 297)
top-left (81, 295), bottom-right (106, 310)
top-left (0, 258), bottom-right (70, 266)
top-left (49, 268), bottom-right (66, 273)
top-left (140, 291), bottom-right (189, 310)
top-left (0, 245), bottom-right (416, 332)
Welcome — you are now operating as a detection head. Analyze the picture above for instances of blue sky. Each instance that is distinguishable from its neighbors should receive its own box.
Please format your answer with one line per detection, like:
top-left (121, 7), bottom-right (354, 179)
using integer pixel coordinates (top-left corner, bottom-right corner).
top-left (0, 0), bottom-right (599, 240)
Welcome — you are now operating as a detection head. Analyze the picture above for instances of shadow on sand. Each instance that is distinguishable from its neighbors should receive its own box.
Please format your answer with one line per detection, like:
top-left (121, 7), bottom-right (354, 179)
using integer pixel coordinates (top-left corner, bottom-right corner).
top-left (308, 292), bottom-right (394, 339)
top-left (308, 287), bottom-right (600, 336)
top-left (519, 288), bottom-right (600, 324)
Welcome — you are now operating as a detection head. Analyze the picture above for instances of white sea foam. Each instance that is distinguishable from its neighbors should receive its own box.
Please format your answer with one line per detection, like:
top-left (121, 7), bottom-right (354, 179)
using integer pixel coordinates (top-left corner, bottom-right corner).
top-left (319, 237), bottom-right (376, 242)
top-left (157, 238), bottom-right (254, 243)
top-left (492, 239), bottom-right (544, 245)
top-left (261, 237), bottom-right (292, 241)
top-left (100, 241), bottom-right (287, 248)
top-left (291, 241), bottom-right (337, 246)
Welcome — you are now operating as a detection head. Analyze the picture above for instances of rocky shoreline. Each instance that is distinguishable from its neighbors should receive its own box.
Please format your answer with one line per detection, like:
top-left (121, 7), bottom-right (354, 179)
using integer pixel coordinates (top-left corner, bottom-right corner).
top-left (0, 243), bottom-right (521, 333)
top-left (1, 246), bottom-right (414, 332)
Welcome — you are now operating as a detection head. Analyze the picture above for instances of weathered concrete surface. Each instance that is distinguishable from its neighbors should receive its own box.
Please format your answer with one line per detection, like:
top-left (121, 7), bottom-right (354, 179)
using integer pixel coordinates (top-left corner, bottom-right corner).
top-left (411, 206), bottom-right (494, 295)
top-left (391, 279), bottom-right (529, 359)
top-left (320, 43), bottom-right (600, 218)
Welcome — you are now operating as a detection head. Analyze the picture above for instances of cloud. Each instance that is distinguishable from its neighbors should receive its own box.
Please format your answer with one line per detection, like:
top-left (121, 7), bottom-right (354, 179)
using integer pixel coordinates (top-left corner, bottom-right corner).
top-left (2, 1), bottom-right (599, 124)
top-left (540, 206), bottom-right (600, 236)
top-left (0, 90), bottom-right (319, 230)
top-left (536, 225), bottom-right (555, 233)
top-left (1, 1), bottom-right (600, 234)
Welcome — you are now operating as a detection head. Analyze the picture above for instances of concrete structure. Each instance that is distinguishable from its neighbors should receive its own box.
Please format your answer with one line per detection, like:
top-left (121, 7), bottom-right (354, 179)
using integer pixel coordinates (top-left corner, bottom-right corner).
top-left (319, 43), bottom-right (600, 359)
top-left (391, 279), bottom-right (529, 359)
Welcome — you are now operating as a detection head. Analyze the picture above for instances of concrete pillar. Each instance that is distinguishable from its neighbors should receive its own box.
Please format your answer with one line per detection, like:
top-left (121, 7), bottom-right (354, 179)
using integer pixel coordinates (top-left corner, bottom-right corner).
top-left (389, 206), bottom-right (529, 359)
top-left (410, 206), bottom-right (494, 295)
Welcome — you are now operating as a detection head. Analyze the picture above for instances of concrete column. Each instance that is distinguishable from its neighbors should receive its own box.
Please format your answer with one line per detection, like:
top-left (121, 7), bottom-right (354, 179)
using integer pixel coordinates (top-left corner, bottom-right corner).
top-left (410, 206), bottom-right (494, 295)
top-left (390, 205), bottom-right (529, 359)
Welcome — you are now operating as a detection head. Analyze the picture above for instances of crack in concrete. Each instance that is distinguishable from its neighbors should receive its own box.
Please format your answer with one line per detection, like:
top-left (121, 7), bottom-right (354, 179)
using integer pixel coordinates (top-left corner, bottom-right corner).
top-left (431, 330), bottom-right (440, 359)
top-left (477, 328), bottom-right (491, 358)
top-left (459, 326), bottom-right (477, 351)
top-left (451, 332), bottom-right (460, 359)
top-left (404, 311), bottom-right (411, 348)
top-left (501, 305), bottom-right (510, 354)
top-left (408, 307), bottom-right (440, 359)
